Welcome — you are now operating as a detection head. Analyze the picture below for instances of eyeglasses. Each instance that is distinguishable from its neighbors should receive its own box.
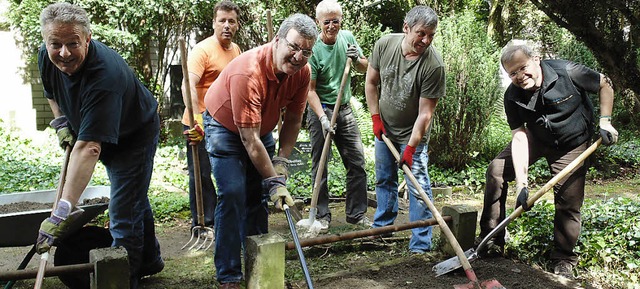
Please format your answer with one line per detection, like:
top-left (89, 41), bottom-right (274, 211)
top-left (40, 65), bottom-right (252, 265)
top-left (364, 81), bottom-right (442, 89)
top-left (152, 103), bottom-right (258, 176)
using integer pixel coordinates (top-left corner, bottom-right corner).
top-left (508, 62), bottom-right (530, 79)
top-left (322, 19), bottom-right (341, 26)
top-left (281, 38), bottom-right (313, 58)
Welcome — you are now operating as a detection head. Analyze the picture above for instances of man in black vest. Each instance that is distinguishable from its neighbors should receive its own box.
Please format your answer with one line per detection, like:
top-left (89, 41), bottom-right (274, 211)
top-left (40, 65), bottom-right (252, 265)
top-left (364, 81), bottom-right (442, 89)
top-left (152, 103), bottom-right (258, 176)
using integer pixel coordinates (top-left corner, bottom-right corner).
top-left (478, 42), bottom-right (618, 279)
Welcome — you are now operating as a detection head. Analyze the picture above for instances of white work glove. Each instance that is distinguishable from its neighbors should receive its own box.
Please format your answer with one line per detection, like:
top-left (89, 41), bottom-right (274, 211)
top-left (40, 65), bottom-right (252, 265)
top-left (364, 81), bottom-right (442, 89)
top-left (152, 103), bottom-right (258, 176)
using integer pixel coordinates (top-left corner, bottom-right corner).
top-left (319, 115), bottom-right (335, 135)
top-left (346, 44), bottom-right (359, 62)
top-left (599, 116), bottom-right (618, 146)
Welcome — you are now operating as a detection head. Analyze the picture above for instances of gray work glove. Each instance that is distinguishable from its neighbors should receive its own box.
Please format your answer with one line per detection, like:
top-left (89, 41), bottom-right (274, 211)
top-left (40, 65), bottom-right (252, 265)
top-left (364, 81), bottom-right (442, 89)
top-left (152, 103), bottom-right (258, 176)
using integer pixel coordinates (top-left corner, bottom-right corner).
top-left (346, 44), bottom-right (359, 62)
top-left (515, 184), bottom-right (531, 211)
top-left (36, 199), bottom-right (84, 254)
top-left (272, 156), bottom-right (289, 179)
top-left (319, 114), bottom-right (335, 135)
top-left (599, 117), bottom-right (618, 146)
top-left (49, 116), bottom-right (76, 149)
top-left (263, 176), bottom-right (295, 211)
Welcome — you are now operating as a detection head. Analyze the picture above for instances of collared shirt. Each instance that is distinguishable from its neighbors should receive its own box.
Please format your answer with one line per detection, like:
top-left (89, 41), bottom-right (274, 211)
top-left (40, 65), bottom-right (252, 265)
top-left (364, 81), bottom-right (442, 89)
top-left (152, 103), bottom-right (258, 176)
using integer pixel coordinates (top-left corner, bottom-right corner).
top-left (504, 59), bottom-right (600, 149)
top-left (204, 43), bottom-right (310, 136)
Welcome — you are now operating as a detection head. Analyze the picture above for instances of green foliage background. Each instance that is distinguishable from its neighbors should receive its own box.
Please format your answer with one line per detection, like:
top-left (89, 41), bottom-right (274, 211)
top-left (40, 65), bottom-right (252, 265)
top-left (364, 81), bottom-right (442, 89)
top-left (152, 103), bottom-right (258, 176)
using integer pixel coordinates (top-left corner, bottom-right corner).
top-left (508, 198), bottom-right (640, 287)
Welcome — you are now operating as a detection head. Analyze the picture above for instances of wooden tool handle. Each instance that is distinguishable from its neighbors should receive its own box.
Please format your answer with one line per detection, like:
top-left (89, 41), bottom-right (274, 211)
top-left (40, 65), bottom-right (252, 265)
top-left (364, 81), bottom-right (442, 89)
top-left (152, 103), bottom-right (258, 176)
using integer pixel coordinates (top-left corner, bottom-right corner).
top-left (381, 135), bottom-right (477, 277)
top-left (179, 37), bottom-right (205, 226)
top-left (309, 58), bottom-right (352, 209)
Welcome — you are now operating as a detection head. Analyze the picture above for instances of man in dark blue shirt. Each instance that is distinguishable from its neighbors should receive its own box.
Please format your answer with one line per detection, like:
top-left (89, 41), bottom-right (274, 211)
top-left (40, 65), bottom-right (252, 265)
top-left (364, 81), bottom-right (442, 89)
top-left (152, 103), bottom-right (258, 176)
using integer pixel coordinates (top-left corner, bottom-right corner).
top-left (36, 3), bottom-right (163, 287)
top-left (479, 42), bottom-right (618, 279)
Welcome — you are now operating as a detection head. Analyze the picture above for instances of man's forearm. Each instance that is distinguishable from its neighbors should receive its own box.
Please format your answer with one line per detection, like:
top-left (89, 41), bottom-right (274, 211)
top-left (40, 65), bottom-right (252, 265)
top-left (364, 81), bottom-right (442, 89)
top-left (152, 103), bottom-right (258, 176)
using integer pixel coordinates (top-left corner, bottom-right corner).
top-left (239, 127), bottom-right (277, 178)
top-left (278, 113), bottom-right (302, 158)
top-left (48, 99), bottom-right (63, 118)
top-left (61, 141), bottom-right (101, 205)
top-left (365, 65), bottom-right (380, 115)
top-left (307, 89), bottom-right (325, 118)
top-left (511, 129), bottom-right (529, 185)
top-left (598, 74), bottom-right (614, 117)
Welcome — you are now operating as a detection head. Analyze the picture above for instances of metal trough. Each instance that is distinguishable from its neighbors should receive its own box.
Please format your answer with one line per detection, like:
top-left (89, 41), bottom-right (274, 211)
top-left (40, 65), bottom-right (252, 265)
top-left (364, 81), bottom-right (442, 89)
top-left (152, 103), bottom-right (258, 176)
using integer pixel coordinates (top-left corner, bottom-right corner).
top-left (0, 186), bottom-right (110, 247)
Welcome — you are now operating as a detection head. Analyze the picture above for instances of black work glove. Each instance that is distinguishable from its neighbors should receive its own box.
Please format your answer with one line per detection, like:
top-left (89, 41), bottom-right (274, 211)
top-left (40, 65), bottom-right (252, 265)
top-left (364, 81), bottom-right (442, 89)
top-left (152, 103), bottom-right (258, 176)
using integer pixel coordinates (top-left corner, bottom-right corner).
top-left (515, 186), bottom-right (532, 211)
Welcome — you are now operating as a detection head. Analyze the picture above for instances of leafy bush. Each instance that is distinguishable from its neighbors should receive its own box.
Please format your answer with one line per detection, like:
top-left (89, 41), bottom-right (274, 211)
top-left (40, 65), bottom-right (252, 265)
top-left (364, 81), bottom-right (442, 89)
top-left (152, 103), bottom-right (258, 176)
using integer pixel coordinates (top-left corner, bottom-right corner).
top-left (0, 121), bottom-right (106, 193)
top-left (506, 197), bottom-right (640, 288)
top-left (430, 11), bottom-right (503, 171)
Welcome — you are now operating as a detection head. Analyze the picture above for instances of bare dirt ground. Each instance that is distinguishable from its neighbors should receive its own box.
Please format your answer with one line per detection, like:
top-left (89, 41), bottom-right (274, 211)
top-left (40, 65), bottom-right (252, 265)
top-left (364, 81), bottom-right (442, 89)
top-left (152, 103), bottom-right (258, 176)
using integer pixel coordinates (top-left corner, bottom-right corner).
top-left (0, 190), bottom-right (606, 288)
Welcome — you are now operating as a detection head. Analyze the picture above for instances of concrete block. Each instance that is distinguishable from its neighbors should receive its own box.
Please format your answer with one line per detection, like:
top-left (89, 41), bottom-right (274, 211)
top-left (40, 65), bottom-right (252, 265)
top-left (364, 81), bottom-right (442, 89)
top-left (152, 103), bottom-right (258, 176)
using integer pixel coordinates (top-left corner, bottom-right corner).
top-left (441, 205), bottom-right (477, 255)
top-left (90, 246), bottom-right (130, 289)
top-left (432, 186), bottom-right (452, 199)
top-left (245, 233), bottom-right (285, 289)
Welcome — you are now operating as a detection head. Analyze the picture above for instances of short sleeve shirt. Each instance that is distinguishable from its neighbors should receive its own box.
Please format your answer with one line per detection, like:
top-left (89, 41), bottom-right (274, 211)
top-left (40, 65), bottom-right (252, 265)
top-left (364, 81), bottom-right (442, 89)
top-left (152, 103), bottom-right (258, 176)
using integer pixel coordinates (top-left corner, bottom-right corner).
top-left (182, 36), bottom-right (241, 125)
top-left (204, 43), bottom-right (310, 136)
top-left (308, 30), bottom-right (361, 105)
top-left (38, 40), bottom-right (158, 152)
top-left (370, 34), bottom-right (446, 144)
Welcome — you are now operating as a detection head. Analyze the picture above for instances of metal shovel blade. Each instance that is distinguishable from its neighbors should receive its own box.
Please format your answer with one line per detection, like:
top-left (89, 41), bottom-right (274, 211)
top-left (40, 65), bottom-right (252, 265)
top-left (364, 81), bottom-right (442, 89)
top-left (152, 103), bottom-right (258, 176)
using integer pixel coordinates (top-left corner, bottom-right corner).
top-left (433, 248), bottom-right (477, 277)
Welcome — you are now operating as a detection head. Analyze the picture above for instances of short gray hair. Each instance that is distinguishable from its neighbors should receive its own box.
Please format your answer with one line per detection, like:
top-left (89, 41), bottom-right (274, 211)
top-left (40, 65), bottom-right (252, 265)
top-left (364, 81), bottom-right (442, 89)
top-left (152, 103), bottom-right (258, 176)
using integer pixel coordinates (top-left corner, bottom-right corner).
top-left (500, 43), bottom-right (536, 66)
top-left (404, 5), bottom-right (438, 29)
top-left (277, 13), bottom-right (318, 40)
top-left (315, 0), bottom-right (342, 18)
top-left (40, 2), bottom-right (91, 37)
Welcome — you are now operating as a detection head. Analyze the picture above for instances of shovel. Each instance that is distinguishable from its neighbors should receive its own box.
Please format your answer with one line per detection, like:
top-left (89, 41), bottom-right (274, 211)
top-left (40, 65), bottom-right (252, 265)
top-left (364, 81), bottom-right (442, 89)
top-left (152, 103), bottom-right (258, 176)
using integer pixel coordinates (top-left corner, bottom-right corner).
top-left (297, 57), bottom-right (353, 239)
top-left (178, 38), bottom-right (214, 251)
top-left (34, 145), bottom-right (71, 289)
top-left (433, 138), bottom-right (602, 277)
top-left (381, 135), bottom-right (504, 289)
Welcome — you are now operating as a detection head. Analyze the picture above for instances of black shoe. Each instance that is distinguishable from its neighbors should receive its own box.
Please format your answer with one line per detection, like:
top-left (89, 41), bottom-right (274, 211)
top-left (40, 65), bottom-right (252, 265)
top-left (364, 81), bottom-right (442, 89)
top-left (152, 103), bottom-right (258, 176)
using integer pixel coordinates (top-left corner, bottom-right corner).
top-left (474, 236), bottom-right (504, 257)
top-left (140, 258), bottom-right (164, 277)
top-left (553, 260), bottom-right (574, 279)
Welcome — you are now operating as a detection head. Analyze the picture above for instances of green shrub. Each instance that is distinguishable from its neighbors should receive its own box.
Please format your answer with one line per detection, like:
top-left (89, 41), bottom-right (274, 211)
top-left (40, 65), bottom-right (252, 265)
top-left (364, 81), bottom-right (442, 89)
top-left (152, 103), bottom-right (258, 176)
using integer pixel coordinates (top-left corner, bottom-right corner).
top-left (506, 197), bottom-right (640, 287)
top-left (430, 11), bottom-right (503, 171)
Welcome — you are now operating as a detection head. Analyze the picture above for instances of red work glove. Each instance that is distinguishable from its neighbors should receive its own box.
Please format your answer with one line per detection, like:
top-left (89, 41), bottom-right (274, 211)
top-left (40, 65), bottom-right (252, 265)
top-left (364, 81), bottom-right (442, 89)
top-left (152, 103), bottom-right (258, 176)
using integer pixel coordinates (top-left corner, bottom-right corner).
top-left (399, 145), bottom-right (416, 169)
top-left (371, 114), bottom-right (386, 140)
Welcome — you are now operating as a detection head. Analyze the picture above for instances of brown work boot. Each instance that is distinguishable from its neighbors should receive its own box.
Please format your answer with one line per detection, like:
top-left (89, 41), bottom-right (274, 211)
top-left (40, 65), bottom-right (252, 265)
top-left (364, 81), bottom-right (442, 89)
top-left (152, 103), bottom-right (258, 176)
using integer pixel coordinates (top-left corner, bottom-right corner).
top-left (219, 282), bottom-right (241, 289)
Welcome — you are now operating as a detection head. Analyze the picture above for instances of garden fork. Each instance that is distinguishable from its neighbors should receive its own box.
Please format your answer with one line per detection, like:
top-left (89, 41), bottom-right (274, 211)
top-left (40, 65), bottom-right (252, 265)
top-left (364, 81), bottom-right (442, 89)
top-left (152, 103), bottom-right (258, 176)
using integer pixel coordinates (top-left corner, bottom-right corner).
top-left (179, 37), bottom-right (214, 251)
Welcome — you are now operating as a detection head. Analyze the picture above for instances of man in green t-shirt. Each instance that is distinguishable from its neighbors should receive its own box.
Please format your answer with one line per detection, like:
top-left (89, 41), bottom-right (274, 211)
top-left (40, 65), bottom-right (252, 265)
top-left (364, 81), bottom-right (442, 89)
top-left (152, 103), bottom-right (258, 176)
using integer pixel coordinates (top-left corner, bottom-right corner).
top-left (365, 5), bottom-right (446, 253)
top-left (306, 0), bottom-right (370, 231)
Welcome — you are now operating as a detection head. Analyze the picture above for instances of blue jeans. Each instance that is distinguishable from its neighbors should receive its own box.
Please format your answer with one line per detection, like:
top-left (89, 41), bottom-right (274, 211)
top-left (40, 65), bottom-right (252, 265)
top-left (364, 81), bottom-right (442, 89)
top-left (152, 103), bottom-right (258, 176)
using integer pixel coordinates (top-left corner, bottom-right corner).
top-left (102, 116), bottom-right (162, 288)
top-left (372, 137), bottom-right (433, 252)
top-left (306, 104), bottom-right (368, 223)
top-left (203, 112), bottom-right (273, 283)
top-left (183, 125), bottom-right (216, 229)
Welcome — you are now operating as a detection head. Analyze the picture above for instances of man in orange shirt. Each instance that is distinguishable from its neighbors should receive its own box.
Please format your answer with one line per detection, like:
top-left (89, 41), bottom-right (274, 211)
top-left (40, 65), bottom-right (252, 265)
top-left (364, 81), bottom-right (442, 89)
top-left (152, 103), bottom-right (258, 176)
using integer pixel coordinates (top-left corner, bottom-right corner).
top-left (201, 13), bottom-right (317, 289)
top-left (182, 0), bottom-right (241, 237)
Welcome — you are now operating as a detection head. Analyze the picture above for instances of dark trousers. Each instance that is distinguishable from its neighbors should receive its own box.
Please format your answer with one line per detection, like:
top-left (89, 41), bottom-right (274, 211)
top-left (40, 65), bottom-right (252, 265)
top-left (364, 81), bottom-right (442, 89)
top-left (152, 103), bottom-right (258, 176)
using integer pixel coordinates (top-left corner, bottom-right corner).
top-left (480, 136), bottom-right (588, 264)
top-left (306, 104), bottom-right (368, 223)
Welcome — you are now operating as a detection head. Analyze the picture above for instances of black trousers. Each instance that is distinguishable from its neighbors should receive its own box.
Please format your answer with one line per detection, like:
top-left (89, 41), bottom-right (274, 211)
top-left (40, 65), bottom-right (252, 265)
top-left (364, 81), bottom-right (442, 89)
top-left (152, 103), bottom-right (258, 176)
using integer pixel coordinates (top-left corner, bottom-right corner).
top-left (479, 135), bottom-right (588, 265)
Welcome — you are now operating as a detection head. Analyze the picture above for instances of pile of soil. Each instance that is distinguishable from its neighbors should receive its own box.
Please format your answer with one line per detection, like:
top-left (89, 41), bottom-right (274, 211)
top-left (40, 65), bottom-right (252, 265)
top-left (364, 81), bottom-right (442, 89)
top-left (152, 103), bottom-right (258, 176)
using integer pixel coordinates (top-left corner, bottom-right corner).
top-left (0, 197), bottom-right (110, 214)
